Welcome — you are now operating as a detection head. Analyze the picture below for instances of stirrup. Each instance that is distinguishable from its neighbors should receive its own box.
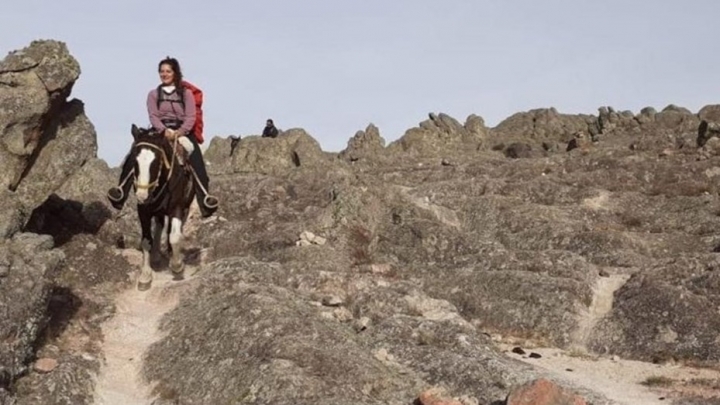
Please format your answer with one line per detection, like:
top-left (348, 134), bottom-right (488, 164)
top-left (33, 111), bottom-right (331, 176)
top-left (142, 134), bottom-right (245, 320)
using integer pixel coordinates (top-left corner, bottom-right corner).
top-left (107, 186), bottom-right (124, 202)
top-left (203, 195), bottom-right (219, 209)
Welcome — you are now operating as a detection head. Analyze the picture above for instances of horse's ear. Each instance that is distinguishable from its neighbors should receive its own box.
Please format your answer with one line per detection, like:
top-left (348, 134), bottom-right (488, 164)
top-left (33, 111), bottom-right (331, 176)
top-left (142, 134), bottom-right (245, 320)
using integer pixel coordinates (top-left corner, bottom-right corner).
top-left (131, 124), bottom-right (141, 140)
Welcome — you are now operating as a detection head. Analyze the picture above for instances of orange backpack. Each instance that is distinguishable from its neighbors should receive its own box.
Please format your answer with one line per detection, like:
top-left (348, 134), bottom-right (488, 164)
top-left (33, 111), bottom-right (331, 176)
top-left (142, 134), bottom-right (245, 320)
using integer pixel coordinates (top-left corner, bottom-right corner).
top-left (156, 80), bottom-right (205, 143)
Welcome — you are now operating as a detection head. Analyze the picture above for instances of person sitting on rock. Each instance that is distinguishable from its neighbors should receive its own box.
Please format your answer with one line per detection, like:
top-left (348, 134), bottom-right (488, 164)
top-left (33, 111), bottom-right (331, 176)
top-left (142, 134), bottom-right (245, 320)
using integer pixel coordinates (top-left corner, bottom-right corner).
top-left (262, 119), bottom-right (279, 138)
top-left (107, 57), bottom-right (218, 217)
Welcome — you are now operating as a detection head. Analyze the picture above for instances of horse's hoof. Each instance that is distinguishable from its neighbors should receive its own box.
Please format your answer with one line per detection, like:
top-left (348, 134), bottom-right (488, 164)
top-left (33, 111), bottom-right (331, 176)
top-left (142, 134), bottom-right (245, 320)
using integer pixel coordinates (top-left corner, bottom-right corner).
top-left (171, 270), bottom-right (184, 281)
top-left (137, 280), bottom-right (152, 291)
top-left (170, 262), bottom-right (184, 280)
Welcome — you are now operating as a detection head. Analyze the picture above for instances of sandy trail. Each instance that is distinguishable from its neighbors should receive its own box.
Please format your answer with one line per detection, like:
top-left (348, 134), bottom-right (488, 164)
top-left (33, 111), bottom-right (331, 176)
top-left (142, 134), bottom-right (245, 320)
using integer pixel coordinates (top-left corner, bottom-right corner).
top-left (94, 207), bottom-right (206, 405)
top-left (93, 266), bottom-right (184, 405)
top-left (501, 270), bottom-right (720, 404)
top-left (502, 346), bottom-right (720, 405)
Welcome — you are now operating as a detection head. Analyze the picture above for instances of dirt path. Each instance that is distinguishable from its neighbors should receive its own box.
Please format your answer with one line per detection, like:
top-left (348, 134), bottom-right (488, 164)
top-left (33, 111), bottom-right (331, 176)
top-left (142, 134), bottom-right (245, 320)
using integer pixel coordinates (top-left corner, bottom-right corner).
top-left (93, 266), bottom-right (184, 405)
top-left (503, 347), bottom-right (720, 405)
top-left (572, 272), bottom-right (630, 349)
top-left (94, 207), bottom-right (205, 405)
top-left (500, 269), bottom-right (720, 404)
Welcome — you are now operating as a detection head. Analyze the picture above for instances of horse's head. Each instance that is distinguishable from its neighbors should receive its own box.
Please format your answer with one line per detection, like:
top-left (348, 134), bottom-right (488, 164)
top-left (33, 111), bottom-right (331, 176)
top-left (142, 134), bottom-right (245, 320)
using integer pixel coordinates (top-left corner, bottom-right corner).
top-left (131, 124), bottom-right (171, 203)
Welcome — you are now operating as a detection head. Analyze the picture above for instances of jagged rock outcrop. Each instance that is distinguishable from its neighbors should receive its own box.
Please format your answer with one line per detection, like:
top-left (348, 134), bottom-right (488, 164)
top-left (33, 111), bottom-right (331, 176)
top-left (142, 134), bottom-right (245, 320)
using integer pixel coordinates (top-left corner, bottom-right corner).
top-left (0, 40), bottom-right (111, 405)
top-left (489, 107), bottom-right (598, 154)
top-left (597, 104), bottom-right (699, 152)
top-left (338, 123), bottom-right (386, 162)
top-left (387, 112), bottom-right (488, 158)
top-left (0, 40), bottom-right (98, 233)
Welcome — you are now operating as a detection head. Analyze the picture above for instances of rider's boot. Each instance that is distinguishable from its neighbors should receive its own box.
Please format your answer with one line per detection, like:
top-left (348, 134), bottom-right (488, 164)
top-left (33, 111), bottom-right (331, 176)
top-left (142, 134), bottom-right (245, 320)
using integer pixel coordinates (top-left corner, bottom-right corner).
top-left (186, 135), bottom-right (218, 218)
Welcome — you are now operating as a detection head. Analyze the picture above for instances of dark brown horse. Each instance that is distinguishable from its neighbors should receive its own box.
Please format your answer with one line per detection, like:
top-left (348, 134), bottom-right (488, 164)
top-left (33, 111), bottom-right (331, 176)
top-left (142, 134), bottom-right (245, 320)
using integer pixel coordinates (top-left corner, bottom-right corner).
top-left (129, 124), bottom-right (195, 290)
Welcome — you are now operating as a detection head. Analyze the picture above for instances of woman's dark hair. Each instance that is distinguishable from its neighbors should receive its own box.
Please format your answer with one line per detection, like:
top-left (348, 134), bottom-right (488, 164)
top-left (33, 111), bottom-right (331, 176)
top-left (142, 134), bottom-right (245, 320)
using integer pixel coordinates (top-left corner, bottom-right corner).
top-left (158, 56), bottom-right (183, 87)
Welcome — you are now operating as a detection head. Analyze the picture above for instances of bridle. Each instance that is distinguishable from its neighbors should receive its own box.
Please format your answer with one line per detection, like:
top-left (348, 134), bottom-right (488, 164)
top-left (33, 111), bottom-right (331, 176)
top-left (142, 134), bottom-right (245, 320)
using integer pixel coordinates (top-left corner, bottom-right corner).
top-left (133, 138), bottom-right (175, 198)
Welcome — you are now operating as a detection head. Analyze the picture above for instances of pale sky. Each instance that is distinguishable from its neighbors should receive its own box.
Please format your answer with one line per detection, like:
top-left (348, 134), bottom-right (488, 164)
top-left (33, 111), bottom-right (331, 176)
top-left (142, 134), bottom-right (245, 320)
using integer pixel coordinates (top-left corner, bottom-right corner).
top-left (2, 1), bottom-right (719, 166)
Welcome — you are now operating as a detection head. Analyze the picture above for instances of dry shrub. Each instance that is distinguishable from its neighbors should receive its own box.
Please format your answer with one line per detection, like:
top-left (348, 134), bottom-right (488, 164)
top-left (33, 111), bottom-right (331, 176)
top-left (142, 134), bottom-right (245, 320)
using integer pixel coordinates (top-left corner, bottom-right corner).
top-left (348, 224), bottom-right (373, 265)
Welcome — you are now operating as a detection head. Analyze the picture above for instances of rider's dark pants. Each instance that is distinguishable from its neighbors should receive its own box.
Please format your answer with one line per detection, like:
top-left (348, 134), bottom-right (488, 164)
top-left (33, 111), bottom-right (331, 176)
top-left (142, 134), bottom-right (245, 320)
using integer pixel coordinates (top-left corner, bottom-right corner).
top-left (185, 132), bottom-right (211, 205)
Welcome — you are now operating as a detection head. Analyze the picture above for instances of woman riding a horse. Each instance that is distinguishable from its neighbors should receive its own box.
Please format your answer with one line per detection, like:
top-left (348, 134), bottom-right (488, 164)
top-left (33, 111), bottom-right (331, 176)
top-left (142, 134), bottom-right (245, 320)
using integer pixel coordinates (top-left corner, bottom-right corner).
top-left (107, 57), bottom-right (218, 218)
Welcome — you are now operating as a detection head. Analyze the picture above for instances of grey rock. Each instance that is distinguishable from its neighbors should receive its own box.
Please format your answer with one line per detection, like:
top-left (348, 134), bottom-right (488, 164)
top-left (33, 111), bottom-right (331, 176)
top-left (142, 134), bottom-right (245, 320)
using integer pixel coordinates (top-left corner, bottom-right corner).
top-left (0, 234), bottom-right (64, 388)
top-left (0, 40), bottom-right (80, 92)
top-left (225, 128), bottom-right (331, 176)
top-left (339, 123), bottom-right (386, 163)
top-left (321, 295), bottom-right (344, 307)
top-left (387, 112), bottom-right (486, 158)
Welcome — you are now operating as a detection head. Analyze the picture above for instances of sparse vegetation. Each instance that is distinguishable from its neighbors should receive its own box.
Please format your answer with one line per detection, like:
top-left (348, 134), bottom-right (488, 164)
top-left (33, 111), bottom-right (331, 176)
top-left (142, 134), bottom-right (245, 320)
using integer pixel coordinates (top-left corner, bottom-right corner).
top-left (348, 224), bottom-right (373, 265)
top-left (641, 375), bottom-right (674, 387)
top-left (617, 212), bottom-right (643, 228)
top-left (566, 348), bottom-right (599, 361)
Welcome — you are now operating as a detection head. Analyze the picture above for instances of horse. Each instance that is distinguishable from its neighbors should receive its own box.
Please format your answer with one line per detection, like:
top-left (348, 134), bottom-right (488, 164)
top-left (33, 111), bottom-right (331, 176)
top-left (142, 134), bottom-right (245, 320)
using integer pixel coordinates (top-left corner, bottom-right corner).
top-left (129, 124), bottom-right (196, 290)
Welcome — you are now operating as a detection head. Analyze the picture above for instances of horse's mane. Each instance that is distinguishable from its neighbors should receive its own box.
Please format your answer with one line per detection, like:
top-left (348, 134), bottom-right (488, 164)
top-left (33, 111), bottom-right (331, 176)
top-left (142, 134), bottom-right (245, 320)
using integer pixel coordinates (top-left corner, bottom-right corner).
top-left (133, 127), bottom-right (177, 158)
top-left (134, 127), bottom-right (164, 144)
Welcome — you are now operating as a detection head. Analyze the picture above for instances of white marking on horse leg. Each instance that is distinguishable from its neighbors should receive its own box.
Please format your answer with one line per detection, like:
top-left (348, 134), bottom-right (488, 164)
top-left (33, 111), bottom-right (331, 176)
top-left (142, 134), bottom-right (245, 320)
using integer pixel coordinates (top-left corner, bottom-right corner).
top-left (169, 217), bottom-right (184, 272)
top-left (138, 241), bottom-right (153, 286)
top-left (169, 217), bottom-right (183, 246)
top-left (135, 149), bottom-right (156, 202)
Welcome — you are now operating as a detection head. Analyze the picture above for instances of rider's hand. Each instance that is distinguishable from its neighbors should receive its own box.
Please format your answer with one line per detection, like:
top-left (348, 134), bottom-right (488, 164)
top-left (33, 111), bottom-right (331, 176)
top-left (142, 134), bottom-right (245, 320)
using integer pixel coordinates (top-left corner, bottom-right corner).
top-left (164, 129), bottom-right (176, 141)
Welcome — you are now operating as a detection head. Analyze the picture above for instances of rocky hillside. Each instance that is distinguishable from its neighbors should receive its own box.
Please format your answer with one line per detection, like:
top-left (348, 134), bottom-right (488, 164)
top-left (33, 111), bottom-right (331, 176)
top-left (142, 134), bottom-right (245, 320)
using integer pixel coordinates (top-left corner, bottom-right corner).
top-left (1, 40), bottom-right (720, 405)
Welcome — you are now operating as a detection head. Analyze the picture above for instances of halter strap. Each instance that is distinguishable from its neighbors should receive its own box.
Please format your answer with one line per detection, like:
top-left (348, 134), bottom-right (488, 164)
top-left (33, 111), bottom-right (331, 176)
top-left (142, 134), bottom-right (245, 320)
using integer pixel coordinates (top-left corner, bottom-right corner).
top-left (134, 141), bottom-right (171, 169)
top-left (133, 137), bottom-right (177, 194)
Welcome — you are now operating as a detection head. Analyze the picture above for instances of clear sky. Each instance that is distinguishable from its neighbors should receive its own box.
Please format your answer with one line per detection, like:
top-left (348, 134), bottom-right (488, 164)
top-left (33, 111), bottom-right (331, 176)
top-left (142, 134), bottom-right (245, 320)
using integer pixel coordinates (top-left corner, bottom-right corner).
top-left (2, 1), bottom-right (719, 166)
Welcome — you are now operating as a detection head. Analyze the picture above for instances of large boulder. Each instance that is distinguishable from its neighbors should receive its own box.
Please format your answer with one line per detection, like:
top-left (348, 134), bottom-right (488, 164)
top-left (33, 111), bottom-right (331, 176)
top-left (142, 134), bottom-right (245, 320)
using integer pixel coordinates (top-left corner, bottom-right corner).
top-left (0, 40), bottom-right (97, 237)
top-left (203, 135), bottom-right (235, 175)
top-left (11, 99), bottom-right (97, 211)
top-left (387, 113), bottom-right (488, 158)
top-left (0, 233), bottom-right (64, 390)
top-left (506, 378), bottom-right (587, 405)
top-left (698, 104), bottom-right (720, 123)
top-left (490, 108), bottom-right (597, 152)
top-left (229, 128), bottom-right (332, 175)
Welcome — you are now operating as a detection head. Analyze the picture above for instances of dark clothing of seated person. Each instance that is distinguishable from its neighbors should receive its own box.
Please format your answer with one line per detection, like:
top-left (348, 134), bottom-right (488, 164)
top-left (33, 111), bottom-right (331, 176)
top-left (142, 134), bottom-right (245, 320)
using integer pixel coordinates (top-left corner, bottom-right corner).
top-left (262, 119), bottom-right (279, 138)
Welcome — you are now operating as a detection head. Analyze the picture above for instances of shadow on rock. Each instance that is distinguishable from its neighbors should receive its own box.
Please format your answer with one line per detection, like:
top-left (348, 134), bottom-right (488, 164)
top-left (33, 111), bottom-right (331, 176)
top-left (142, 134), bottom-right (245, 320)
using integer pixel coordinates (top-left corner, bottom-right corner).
top-left (32, 287), bottom-right (82, 352)
top-left (24, 194), bottom-right (111, 247)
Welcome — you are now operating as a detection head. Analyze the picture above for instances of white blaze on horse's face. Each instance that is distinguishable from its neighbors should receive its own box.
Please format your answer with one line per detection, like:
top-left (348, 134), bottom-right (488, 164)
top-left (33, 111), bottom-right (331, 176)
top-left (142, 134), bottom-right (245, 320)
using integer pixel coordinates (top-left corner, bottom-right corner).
top-left (135, 149), bottom-right (156, 202)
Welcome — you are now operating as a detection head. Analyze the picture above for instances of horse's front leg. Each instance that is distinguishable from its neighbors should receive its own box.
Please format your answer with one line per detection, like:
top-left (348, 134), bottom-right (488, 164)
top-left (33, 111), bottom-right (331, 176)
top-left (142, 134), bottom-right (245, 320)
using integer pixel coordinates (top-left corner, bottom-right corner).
top-left (168, 214), bottom-right (185, 279)
top-left (137, 207), bottom-right (154, 291)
